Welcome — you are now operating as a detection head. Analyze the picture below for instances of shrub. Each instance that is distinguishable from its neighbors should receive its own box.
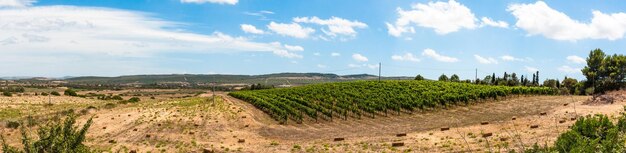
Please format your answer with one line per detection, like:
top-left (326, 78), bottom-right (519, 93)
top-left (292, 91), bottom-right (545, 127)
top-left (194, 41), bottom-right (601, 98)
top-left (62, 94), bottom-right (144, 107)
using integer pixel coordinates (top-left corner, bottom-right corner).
top-left (40, 92), bottom-right (49, 96)
top-left (26, 115), bottom-right (37, 127)
top-left (50, 91), bottom-right (61, 96)
top-left (6, 121), bottom-right (20, 129)
top-left (111, 95), bottom-right (123, 101)
top-left (2, 91), bottom-right (12, 97)
top-left (1, 113), bottom-right (94, 153)
top-left (64, 89), bottom-right (78, 96)
top-left (104, 103), bottom-right (116, 109)
top-left (128, 97), bottom-right (140, 103)
top-left (527, 114), bottom-right (626, 153)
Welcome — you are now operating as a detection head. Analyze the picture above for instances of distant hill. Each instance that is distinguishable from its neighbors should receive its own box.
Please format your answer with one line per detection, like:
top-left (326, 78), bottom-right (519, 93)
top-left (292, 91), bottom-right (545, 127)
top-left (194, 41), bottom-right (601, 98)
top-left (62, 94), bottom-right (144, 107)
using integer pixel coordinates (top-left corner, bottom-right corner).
top-left (63, 73), bottom-right (413, 86)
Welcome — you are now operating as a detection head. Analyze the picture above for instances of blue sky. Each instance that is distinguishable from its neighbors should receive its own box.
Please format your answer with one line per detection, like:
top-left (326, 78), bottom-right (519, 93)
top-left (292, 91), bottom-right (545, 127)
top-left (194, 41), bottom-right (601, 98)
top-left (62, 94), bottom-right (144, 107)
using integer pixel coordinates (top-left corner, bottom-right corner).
top-left (1, 0), bottom-right (625, 81)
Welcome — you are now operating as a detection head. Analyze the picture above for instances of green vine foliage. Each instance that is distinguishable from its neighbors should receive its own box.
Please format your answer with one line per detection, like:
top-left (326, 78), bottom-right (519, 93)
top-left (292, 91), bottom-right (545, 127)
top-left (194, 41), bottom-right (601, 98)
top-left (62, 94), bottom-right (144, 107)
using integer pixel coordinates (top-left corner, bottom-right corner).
top-left (1, 113), bottom-right (94, 153)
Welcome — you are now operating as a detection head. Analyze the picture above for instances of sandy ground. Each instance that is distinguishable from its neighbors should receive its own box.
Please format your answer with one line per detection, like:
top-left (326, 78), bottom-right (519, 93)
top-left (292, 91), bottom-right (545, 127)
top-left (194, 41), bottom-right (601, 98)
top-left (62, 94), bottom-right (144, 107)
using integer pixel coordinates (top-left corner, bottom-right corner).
top-left (1, 92), bottom-right (625, 153)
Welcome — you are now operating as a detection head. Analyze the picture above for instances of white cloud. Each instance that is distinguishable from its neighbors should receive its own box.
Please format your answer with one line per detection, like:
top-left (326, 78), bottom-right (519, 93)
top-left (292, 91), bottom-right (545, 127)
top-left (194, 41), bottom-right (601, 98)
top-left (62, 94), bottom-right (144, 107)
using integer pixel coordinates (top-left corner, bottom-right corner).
top-left (347, 63), bottom-right (378, 69)
top-left (0, 0), bottom-right (34, 8)
top-left (500, 55), bottom-right (524, 61)
top-left (317, 64), bottom-right (327, 68)
top-left (474, 55), bottom-right (498, 64)
top-left (180, 0), bottom-right (237, 5)
top-left (273, 50), bottom-right (303, 59)
top-left (267, 22), bottom-right (315, 38)
top-left (283, 44), bottom-right (304, 51)
top-left (391, 53), bottom-right (420, 62)
top-left (352, 53), bottom-right (368, 62)
top-left (386, 0), bottom-right (477, 36)
top-left (240, 24), bottom-right (265, 34)
top-left (348, 64), bottom-right (361, 68)
top-left (0, 6), bottom-right (303, 59)
top-left (566, 55), bottom-right (586, 64)
top-left (366, 64), bottom-right (379, 69)
top-left (293, 16), bottom-right (367, 37)
top-left (508, 1), bottom-right (626, 41)
top-left (313, 52), bottom-right (321, 56)
top-left (330, 52), bottom-right (341, 57)
top-left (480, 17), bottom-right (509, 28)
top-left (243, 10), bottom-right (274, 20)
top-left (421, 48), bottom-right (459, 62)
top-left (558, 65), bottom-right (581, 73)
top-left (524, 66), bottom-right (539, 73)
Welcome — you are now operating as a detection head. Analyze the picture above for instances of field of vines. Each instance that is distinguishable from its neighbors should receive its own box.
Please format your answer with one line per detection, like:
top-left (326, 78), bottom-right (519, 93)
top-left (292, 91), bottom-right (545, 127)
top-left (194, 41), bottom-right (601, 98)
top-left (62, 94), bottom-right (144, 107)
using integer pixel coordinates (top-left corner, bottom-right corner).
top-left (229, 80), bottom-right (557, 124)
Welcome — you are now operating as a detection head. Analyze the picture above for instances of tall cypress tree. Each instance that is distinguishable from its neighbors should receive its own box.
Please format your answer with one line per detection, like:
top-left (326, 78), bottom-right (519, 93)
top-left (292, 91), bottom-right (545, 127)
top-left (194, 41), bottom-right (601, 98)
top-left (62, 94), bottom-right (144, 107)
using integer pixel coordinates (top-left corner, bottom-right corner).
top-left (491, 73), bottom-right (496, 84)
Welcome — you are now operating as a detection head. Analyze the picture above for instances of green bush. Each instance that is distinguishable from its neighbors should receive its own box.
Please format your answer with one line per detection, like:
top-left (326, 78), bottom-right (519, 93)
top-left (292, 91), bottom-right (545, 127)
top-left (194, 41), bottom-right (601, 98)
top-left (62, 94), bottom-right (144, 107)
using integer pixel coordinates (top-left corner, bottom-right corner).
top-left (50, 91), bottom-right (61, 96)
top-left (40, 92), bottom-right (49, 96)
top-left (103, 103), bottom-right (116, 109)
top-left (6, 121), bottom-right (20, 129)
top-left (64, 89), bottom-right (78, 97)
top-left (1, 114), bottom-right (94, 153)
top-left (2, 91), bottom-right (12, 97)
top-left (127, 97), bottom-right (140, 103)
top-left (526, 114), bottom-right (626, 153)
top-left (111, 95), bottom-right (123, 100)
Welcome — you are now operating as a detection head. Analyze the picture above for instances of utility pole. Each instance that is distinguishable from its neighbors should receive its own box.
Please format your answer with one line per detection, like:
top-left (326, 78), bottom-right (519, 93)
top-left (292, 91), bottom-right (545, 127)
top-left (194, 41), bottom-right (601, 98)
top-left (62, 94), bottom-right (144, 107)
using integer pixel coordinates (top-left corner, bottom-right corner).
top-left (475, 68), bottom-right (478, 83)
top-left (378, 62), bottom-right (381, 82)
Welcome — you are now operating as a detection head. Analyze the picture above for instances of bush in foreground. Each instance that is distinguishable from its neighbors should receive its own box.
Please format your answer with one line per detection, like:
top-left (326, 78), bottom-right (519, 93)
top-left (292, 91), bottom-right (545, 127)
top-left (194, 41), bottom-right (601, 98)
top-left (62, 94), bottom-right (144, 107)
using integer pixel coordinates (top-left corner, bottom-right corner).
top-left (1, 114), bottom-right (94, 153)
top-left (526, 113), bottom-right (626, 153)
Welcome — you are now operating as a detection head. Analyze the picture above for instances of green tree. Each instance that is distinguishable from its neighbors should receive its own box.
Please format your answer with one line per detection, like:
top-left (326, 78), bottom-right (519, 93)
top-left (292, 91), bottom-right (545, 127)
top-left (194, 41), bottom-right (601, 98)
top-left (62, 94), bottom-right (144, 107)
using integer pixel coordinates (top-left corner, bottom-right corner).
top-left (438, 74), bottom-right (449, 82)
top-left (414, 75), bottom-right (425, 81)
top-left (562, 77), bottom-right (578, 94)
top-left (582, 49), bottom-right (606, 91)
top-left (449, 74), bottom-right (460, 82)
top-left (543, 79), bottom-right (558, 88)
top-left (50, 91), bottom-right (61, 96)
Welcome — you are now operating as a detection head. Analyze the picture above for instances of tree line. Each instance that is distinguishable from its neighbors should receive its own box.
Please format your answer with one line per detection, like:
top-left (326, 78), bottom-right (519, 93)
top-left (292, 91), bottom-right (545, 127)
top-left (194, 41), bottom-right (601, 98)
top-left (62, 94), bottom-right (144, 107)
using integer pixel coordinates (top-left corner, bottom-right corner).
top-left (414, 48), bottom-right (625, 95)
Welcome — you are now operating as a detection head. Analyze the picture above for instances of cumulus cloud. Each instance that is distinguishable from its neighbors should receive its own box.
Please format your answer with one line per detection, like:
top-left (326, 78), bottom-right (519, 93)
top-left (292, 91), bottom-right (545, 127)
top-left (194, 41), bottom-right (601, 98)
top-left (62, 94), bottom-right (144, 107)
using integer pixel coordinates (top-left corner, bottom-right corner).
top-left (508, 1), bottom-right (626, 41)
top-left (294, 16), bottom-right (367, 37)
top-left (566, 55), bottom-right (586, 64)
top-left (352, 53), bottom-right (368, 62)
top-left (524, 66), bottom-right (539, 73)
top-left (267, 22), bottom-right (315, 38)
top-left (180, 0), bottom-right (237, 5)
top-left (558, 65), bottom-right (581, 73)
top-left (272, 50), bottom-right (303, 59)
top-left (391, 53), bottom-right (420, 62)
top-left (0, 0), bottom-right (35, 8)
top-left (284, 44), bottom-right (304, 51)
top-left (480, 17), bottom-right (509, 28)
top-left (386, 0), bottom-right (478, 36)
top-left (0, 6), bottom-right (303, 60)
top-left (421, 48), bottom-right (459, 62)
top-left (240, 24), bottom-right (265, 34)
top-left (500, 55), bottom-right (525, 61)
top-left (330, 52), bottom-right (341, 57)
top-left (474, 55), bottom-right (498, 64)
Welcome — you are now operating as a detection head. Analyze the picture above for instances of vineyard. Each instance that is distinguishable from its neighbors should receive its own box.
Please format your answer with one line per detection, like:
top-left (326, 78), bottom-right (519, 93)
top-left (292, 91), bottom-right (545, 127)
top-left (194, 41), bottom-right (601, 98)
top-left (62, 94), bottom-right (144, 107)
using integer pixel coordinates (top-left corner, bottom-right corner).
top-left (229, 80), bottom-right (557, 124)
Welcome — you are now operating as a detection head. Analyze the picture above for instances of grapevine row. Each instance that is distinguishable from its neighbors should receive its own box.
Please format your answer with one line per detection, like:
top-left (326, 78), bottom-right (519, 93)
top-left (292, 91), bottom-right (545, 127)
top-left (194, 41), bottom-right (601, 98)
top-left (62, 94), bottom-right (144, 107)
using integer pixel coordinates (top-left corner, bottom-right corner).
top-left (228, 80), bottom-right (557, 124)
